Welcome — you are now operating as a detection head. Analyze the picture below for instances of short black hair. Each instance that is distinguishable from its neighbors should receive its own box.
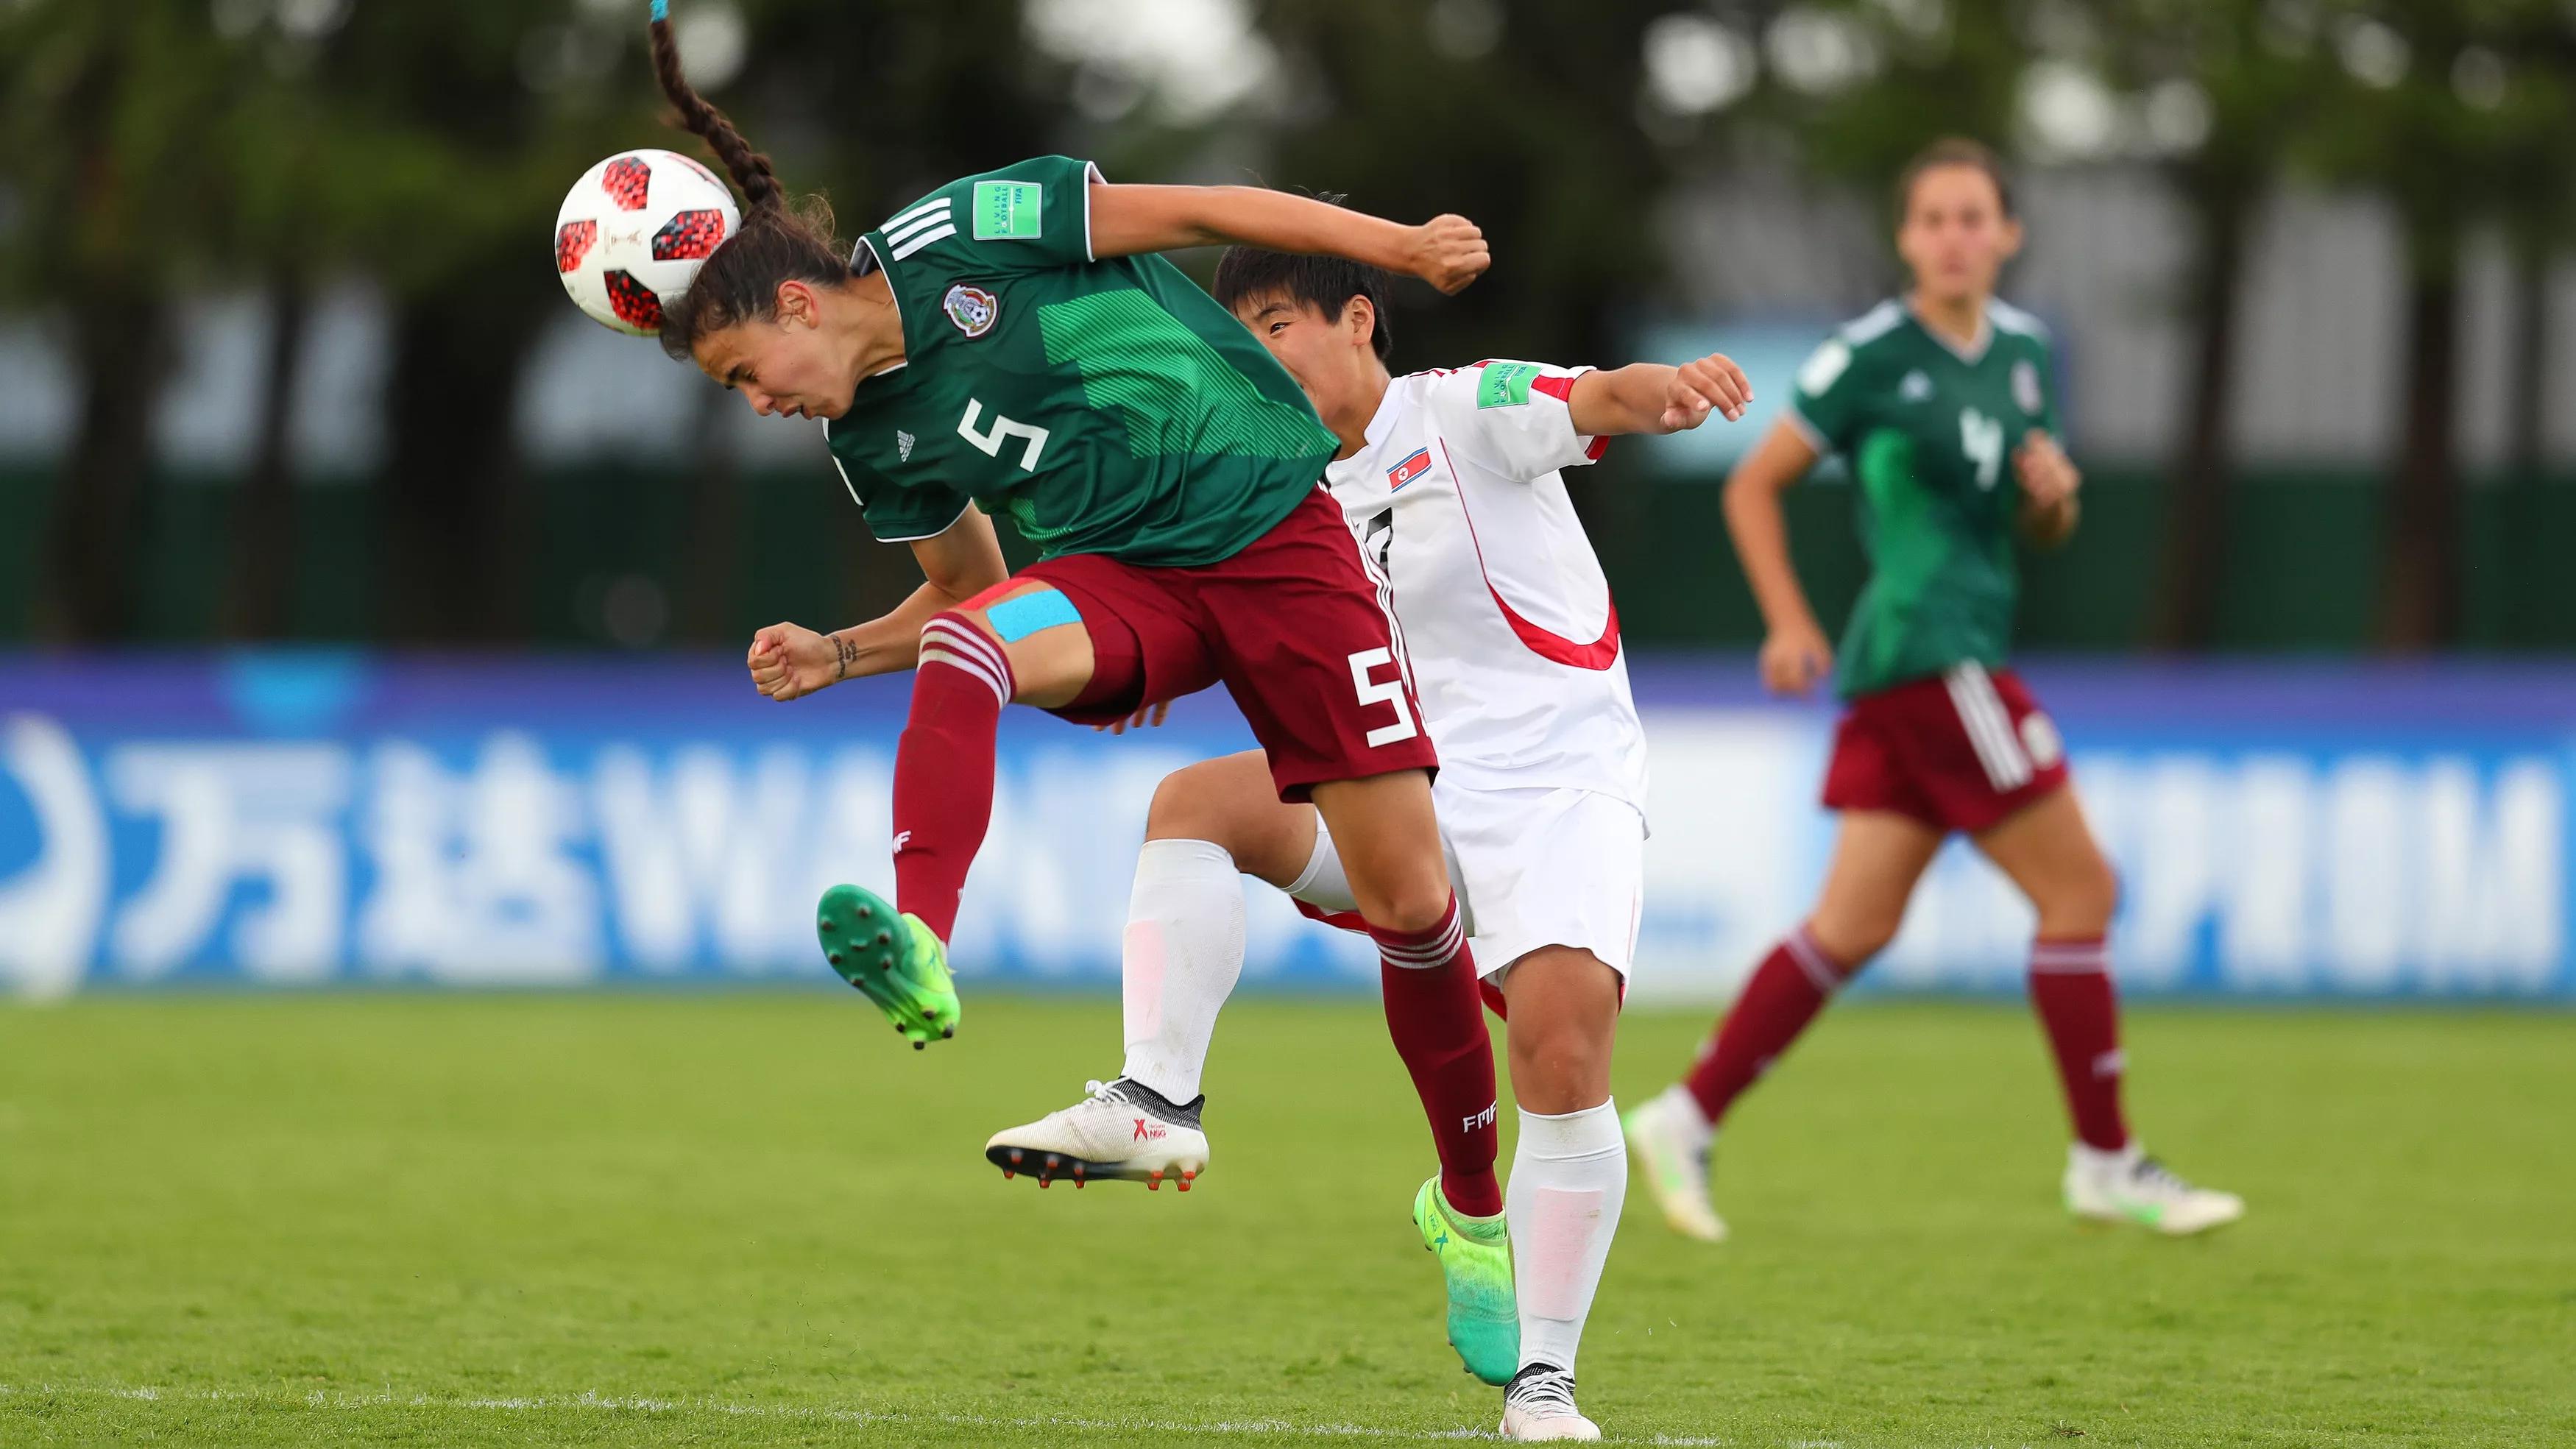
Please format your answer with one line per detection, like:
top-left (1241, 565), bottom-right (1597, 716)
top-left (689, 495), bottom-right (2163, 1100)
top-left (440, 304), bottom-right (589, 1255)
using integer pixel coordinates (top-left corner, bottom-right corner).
top-left (1211, 196), bottom-right (1395, 364)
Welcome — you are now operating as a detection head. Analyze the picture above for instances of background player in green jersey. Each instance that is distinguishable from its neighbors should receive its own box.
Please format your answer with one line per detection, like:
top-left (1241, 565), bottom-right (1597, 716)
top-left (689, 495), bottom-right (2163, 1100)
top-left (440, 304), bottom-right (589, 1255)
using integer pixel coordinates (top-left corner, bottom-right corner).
top-left (637, 3), bottom-right (1517, 1299)
top-left (1625, 140), bottom-right (2245, 1242)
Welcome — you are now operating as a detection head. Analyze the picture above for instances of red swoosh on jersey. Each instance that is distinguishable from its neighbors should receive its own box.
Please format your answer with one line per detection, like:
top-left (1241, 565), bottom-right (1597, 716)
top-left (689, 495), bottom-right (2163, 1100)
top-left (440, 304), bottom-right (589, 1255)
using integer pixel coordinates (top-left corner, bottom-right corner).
top-left (1436, 437), bottom-right (1622, 671)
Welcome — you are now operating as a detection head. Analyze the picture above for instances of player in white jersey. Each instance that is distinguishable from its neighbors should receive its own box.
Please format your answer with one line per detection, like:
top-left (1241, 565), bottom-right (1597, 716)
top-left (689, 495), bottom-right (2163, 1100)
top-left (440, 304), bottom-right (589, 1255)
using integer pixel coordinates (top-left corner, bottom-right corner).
top-left (988, 238), bottom-right (1749, 1442)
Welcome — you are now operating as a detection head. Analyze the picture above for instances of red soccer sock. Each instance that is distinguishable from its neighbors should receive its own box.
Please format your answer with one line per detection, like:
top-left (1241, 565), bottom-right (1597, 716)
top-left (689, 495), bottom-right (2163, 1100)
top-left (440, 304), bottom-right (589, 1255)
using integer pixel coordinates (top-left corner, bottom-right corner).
top-left (889, 617), bottom-right (1014, 943)
top-left (2028, 935), bottom-right (2130, 1152)
top-left (1374, 896), bottom-right (1504, 1218)
top-left (1682, 926), bottom-right (1850, 1127)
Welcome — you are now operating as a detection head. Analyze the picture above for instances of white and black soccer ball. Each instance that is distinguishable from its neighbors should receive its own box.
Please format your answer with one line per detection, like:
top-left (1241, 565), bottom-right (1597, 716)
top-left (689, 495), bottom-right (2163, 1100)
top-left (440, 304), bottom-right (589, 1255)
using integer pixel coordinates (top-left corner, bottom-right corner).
top-left (553, 148), bottom-right (740, 336)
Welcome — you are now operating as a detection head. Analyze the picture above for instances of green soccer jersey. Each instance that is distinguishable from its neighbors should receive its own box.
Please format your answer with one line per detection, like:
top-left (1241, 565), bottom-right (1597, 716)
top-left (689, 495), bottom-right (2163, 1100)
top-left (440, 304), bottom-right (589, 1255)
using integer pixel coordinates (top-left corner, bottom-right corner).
top-left (819, 155), bottom-right (1339, 566)
top-left (1783, 297), bottom-right (2063, 700)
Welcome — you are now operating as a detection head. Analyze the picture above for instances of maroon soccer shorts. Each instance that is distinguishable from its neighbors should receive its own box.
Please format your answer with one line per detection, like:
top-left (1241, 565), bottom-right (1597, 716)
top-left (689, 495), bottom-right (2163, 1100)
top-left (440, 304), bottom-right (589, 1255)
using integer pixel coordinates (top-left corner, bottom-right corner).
top-left (1017, 486), bottom-right (1440, 802)
top-left (1820, 662), bottom-right (2071, 833)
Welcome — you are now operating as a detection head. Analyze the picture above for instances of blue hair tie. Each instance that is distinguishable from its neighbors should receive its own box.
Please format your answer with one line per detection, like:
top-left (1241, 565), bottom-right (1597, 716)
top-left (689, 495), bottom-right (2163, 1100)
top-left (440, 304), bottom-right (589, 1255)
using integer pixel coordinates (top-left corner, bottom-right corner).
top-left (650, 0), bottom-right (668, 21)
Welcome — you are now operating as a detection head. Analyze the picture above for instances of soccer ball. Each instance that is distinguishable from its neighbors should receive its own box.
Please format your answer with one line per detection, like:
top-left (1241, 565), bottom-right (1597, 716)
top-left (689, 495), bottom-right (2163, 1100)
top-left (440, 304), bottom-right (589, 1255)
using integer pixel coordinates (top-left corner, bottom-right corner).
top-left (553, 149), bottom-right (740, 337)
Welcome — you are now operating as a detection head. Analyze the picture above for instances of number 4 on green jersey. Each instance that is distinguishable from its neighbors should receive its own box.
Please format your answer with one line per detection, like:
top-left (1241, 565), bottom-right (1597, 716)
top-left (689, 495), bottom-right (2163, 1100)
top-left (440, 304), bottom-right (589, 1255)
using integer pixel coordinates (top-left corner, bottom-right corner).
top-left (1783, 297), bottom-right (2062, 700)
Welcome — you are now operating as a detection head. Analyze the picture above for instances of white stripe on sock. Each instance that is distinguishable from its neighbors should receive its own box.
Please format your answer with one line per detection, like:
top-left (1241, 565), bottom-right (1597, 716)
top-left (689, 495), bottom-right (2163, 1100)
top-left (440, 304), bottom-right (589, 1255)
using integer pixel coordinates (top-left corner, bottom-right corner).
top-left (1781, 929), bottom-right (1841, 993)
top-left (919, 618), bottom-right (1009, 674)
top-left (918, 620), bottom-right (1013, 705)
top-left (920, 618), bottom-right (1010, 677)
top-left (916, 645), bottom-right (1009, 706)
top-left (2030, 940), bottom-right (2111, 975)
top-left (1378, 916), bottom-right (1465, 968)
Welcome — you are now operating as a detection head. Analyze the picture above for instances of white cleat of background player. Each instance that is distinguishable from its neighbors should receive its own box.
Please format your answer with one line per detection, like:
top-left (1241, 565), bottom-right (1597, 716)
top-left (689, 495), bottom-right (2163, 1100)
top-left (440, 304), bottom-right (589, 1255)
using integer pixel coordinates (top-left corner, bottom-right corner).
top-left (1631, 1082), bottom-right (2243, 1239)
top-left (2064, 1142), bottom-right (2245, 1235)
top-left (1621, 1086), bottom-right (1727, 1243)
top-left (1501, 1364), bottom-right (1601, 1441)
top-left (984, 1079), bottom-right (1209, 1190)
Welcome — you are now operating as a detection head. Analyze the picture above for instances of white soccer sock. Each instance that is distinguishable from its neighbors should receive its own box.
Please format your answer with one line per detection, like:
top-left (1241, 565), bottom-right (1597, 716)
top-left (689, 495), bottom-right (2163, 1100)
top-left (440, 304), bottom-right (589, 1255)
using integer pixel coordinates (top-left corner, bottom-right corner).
top-left (1117, 838), bottom-right (1246, 1105)
top-left (1507, 1098), bottom-right (1626, 1376)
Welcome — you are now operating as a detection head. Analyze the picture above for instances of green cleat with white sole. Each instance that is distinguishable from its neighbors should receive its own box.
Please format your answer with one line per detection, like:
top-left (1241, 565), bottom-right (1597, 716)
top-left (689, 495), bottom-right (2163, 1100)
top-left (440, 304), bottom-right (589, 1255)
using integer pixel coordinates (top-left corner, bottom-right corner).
top-left (815, 884), bottom-right (958, 1049)
top-left (1411, 1174), bottom-right (1518, 1386)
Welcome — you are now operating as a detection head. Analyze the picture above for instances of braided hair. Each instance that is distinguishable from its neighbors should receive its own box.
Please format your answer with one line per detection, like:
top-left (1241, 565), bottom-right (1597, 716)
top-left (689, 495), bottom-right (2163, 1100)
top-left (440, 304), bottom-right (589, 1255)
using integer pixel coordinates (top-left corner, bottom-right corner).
top-left (648, 1), bottom-right (850, 362)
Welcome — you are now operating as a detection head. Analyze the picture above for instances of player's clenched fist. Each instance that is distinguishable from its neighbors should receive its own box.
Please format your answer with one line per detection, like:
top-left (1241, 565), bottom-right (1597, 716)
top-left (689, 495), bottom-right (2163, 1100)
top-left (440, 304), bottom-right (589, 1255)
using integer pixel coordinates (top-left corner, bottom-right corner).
top-left (2014, 429), bottom-right (2080, 509)
top-left (1758, 617), bottom-right (1834, 698)
top-left (1409, 214), bottom-right (1490, 294)
top-left (746, 621), bottom-right (848, 702)
top-left (1660, 352), bottom-right (1754, 431)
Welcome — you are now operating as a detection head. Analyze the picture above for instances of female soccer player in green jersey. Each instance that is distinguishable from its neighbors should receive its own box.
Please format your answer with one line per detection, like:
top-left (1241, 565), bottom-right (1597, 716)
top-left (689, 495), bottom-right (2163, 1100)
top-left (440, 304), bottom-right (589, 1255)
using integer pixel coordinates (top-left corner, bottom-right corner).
top-left (640, 7), bottom-right (1511, 1251)
top-left (1624, 139), bottom-right (2246, 1241)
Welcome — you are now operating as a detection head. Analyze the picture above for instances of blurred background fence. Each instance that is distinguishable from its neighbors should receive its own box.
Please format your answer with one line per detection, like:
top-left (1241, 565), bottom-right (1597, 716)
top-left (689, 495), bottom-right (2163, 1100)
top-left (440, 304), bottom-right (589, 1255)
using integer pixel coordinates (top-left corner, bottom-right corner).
top-left (7, 0), bottom-right (2576, 996)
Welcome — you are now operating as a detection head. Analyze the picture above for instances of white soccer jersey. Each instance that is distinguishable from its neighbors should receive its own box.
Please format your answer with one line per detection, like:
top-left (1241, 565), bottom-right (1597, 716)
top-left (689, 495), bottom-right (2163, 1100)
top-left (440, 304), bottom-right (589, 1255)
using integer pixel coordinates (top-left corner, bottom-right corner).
top-left (1323, 359), bottom-right (1647, 812)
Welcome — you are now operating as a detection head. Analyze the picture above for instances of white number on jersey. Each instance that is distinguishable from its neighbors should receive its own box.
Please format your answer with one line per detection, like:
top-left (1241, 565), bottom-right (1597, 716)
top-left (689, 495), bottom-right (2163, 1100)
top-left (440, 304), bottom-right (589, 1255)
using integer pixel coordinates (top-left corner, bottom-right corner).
top-left (1960, 407), bottom-right (2004, 491)
top-left (1364, 509), bottom-right (1394, 575)
top-left (958, 398), bottom-right (1050, 472)
top-left (1345, 647), bottom-right (1419, 748)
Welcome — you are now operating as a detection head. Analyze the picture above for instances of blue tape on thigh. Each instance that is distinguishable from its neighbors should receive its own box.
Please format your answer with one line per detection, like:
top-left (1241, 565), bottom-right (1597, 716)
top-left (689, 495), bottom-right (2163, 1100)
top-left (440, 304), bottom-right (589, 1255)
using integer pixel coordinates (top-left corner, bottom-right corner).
top-left (986, 587), bottom-right (1083, 643)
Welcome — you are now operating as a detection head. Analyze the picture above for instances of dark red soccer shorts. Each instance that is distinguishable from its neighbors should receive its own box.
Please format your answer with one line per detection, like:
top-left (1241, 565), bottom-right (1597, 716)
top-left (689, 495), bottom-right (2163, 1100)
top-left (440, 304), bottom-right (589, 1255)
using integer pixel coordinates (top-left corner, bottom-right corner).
top-left (1015, 486), bottom-right (1439, 802)
top-left (1820, 662), bottom-right (2070, 834)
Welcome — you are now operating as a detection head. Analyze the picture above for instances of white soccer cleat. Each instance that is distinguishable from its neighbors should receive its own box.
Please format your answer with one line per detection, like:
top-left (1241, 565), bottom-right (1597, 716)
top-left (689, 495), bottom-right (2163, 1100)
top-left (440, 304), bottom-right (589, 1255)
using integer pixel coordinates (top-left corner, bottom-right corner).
top-left (1499, 1364), bottom-right (1601, 1442)
top-left (984, 1077), bottom-right (1209, 1191)
top-left (2064, 1143), bottom-right (2245, 1236)
top-left (1623, 1085), bottom-right (1727, 1243)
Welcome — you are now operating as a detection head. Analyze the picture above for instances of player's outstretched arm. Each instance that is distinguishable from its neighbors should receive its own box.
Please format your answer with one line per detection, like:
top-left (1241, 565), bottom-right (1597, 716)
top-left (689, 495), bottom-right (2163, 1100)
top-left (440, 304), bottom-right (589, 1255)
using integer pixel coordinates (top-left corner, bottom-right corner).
top-left (1088, 185), bottom-right (1490, 294)
top-left (1723, 419), bottom-right (1835, 698)
top-left (746, 506), bottom-right (1011, 701)
top-left (1568, 352), bottom-right (1752, 436)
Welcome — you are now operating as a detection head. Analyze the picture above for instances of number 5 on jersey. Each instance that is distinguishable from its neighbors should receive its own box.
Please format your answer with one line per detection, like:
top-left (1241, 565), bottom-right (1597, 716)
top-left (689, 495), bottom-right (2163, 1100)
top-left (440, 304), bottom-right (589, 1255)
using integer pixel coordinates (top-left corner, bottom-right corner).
top-left (1346, 648), bottom-right (1419, 748)
top-left (959, 398), bottom-right (1050, 471)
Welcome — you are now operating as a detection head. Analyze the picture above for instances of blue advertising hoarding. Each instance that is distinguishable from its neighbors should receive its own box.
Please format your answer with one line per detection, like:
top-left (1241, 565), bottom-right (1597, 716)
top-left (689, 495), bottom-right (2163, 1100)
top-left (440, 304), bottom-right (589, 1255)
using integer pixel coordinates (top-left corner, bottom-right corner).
top-left (1, 653), bottom-right (2569, 1001)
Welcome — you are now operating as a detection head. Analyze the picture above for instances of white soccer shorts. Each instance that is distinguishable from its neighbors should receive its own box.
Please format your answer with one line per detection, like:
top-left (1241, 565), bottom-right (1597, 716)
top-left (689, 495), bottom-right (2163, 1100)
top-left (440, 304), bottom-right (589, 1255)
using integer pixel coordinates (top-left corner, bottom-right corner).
top-left (1287, 782), bottom-right (1645, 984)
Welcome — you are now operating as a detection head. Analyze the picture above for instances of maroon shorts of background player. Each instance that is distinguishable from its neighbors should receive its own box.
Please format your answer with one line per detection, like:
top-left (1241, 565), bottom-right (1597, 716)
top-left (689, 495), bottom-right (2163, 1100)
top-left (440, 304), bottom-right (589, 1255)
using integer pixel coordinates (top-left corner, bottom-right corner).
top-left (1012, 486), bottom-right (1438, 803)
top-left (1821, 663), bottom-right (2070, 834)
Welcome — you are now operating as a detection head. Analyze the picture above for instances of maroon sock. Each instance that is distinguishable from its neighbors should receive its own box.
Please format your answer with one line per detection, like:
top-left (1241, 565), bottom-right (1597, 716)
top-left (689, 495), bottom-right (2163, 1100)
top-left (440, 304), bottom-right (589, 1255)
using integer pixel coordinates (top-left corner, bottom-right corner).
top-left (889, 617), bottom-right (1013, 943)
top-left (1682, 926), bottom-right (1849, 1127)
top-left (1374, 896), bottom-right (1504, 1218)
top-left (2028, 936), bottom-right (2130, 1152)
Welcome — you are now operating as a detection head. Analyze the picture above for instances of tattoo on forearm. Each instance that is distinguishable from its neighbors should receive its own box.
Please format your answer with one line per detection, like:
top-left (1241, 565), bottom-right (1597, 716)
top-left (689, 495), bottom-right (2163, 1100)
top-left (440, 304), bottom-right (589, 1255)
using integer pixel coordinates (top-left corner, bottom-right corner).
top-left (832, 634), bottom-right (857, 681)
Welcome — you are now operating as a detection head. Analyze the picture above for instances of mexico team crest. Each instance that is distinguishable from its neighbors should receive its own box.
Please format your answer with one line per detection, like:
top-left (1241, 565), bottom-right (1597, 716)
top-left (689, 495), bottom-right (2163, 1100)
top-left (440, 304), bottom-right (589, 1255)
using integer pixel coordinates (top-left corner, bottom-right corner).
top-left (944, 283), bottom-right (998, 339)
top-left (2011, 358), bottom-right (2043, 415)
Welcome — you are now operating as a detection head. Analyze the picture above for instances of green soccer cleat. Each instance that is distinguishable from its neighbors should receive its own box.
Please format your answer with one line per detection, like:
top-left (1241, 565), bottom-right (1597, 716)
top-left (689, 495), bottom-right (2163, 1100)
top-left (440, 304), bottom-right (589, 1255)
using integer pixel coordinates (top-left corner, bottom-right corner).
top-left (815, 884), bottom-right (959, 1049)
top-left (1412, 1174), bottom-right (1518, 1386)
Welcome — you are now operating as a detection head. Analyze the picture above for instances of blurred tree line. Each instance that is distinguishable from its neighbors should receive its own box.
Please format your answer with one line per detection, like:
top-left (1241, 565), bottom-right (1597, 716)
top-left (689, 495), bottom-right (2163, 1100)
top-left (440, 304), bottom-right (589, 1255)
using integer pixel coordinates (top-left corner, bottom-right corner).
top-left (1, 0), bottom-right (2572, 650)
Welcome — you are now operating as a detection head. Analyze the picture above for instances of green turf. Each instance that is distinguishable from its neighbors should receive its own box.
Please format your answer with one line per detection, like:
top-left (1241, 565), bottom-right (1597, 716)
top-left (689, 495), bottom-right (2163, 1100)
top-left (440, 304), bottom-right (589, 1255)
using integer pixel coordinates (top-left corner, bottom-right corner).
top-left (1, 995), bottom-right (2569, 1447)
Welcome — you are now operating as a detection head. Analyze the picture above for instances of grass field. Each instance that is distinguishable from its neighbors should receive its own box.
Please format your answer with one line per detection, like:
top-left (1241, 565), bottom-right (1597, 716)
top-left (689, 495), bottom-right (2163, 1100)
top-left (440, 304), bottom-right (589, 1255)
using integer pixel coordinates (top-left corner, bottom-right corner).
top-left (1, 994), bottom-right (2569, 1447)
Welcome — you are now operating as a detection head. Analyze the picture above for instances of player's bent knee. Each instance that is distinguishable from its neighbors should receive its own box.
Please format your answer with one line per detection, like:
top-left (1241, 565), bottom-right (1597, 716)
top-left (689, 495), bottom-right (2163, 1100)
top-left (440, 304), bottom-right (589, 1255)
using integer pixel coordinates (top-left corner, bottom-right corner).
top-left (1145, 761), bottom-right (1236, 846)
top-left (2041, 868), bottom-right (2118, 937)
top-left (1507, 1013), bottom-right (1616, 1111)
top-left (1809, 913), bottom-right (1898, 967)
top-left (1362, 880), bottom-right (1455, 936)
